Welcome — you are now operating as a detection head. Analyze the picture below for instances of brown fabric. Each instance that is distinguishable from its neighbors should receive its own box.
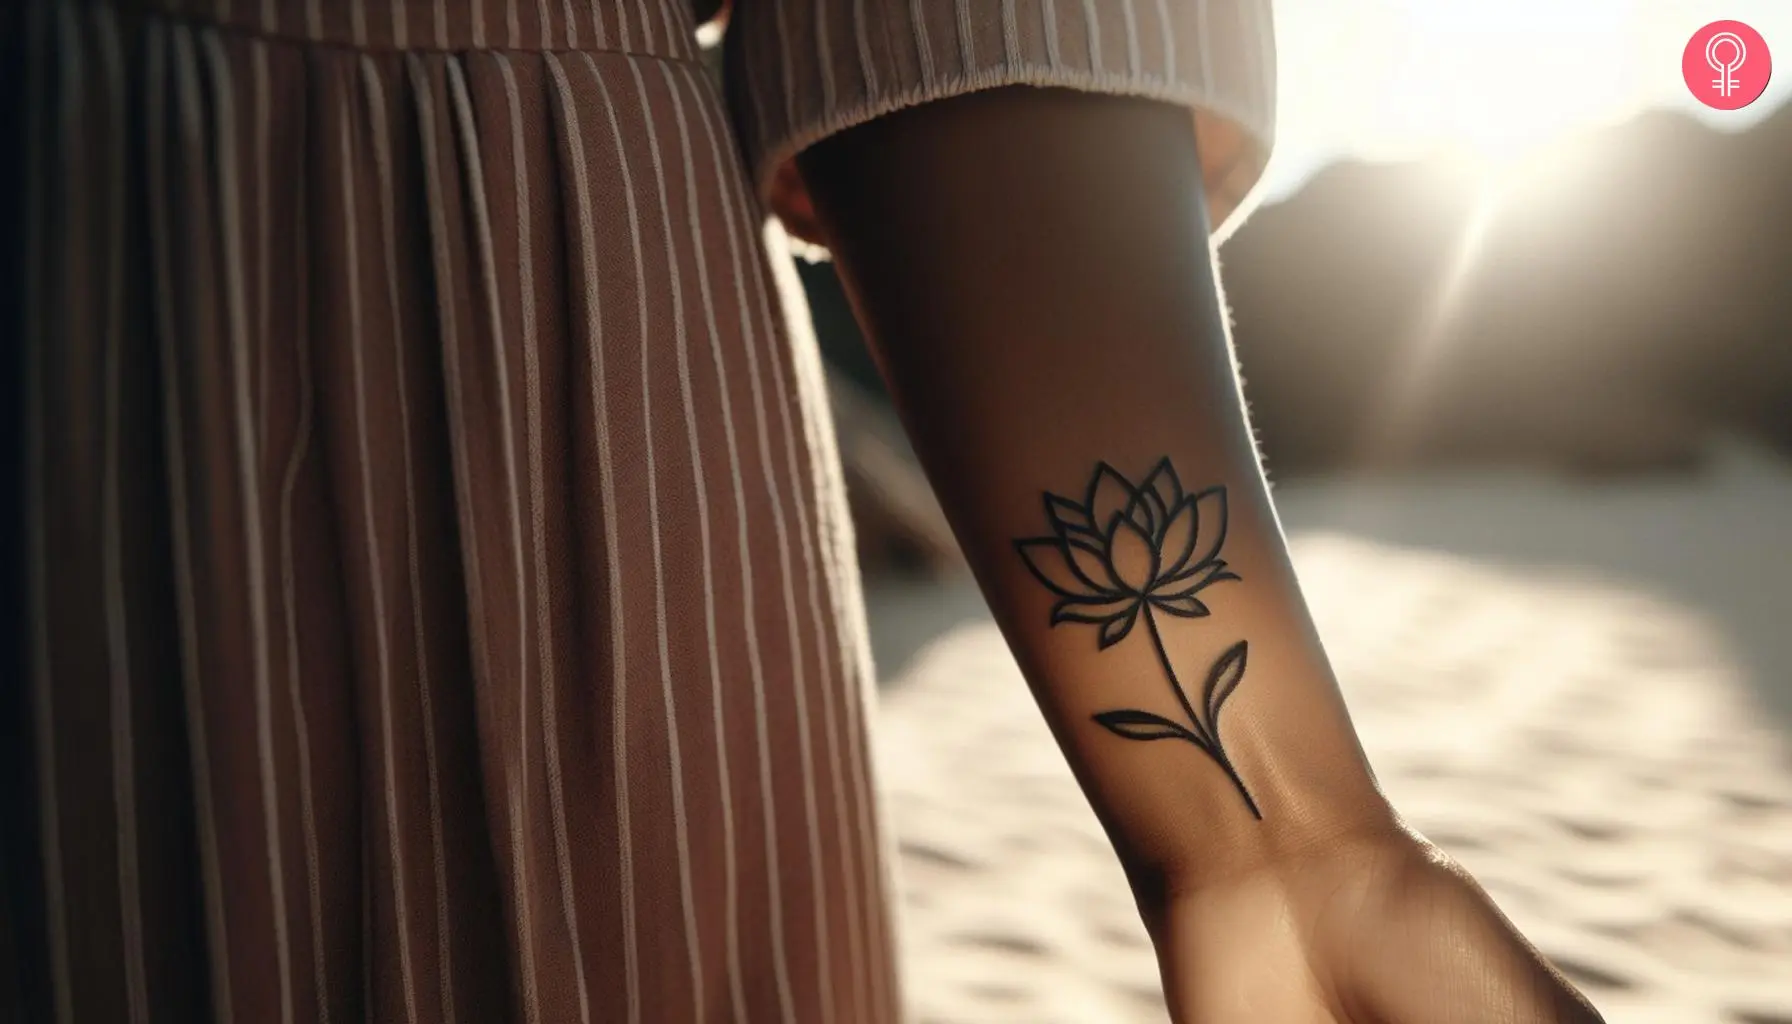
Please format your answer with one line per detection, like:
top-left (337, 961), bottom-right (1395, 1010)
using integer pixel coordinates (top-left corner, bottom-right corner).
top-left (7, 2), bottom-right (901, 1022)
top-left (725, 0), bottom-right (1278, 241)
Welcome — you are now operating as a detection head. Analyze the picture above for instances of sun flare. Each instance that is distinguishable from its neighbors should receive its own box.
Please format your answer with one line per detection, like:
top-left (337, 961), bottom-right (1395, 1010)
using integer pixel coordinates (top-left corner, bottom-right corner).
top-left (1263, 0), bottom-right (1791, 199)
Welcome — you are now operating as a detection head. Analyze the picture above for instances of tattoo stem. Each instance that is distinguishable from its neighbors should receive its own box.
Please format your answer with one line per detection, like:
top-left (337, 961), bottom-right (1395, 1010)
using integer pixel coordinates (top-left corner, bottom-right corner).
top-left (1142, 607), bottom-right (1263, 820)
top-left (1142, 606), bottom-right (1209, 744)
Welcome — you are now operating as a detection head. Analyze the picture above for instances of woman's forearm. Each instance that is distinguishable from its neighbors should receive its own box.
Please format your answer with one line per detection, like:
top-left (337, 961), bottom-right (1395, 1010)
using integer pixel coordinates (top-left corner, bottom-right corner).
top-left (800, 88), bottom-right (1401, 897)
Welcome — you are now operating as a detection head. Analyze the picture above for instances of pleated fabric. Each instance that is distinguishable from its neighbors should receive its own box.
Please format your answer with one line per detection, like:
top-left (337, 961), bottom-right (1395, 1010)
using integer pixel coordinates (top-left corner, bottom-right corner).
top-left (7, 2), bottom-right (902, 1022)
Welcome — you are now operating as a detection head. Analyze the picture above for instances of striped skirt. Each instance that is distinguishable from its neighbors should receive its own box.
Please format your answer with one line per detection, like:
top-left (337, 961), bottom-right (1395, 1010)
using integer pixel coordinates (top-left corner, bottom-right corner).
top-left (4, 3), bottom-right (902, 1021)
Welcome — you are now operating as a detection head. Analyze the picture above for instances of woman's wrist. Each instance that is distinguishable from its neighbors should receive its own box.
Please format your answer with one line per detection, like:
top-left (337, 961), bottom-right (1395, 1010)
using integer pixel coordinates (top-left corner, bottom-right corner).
top-left (1132, 792), bottom-right (1409, 914)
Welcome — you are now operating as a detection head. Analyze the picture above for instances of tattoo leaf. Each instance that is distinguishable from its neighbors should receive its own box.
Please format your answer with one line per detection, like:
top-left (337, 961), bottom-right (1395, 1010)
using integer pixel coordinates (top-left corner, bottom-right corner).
top-left (1097, 609), bottom-right (1140, 649)
top-left (1092, 709), bottom-right (1196, 743)
top-left (1203, 640), bottom-right (1249, 729)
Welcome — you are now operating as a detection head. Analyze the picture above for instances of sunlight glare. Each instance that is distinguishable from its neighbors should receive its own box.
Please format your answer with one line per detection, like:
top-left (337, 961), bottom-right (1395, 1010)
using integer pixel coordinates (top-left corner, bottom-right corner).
top-left (1355, 182), bottom-right (1507, 465)
top-left (1363, 1), bottom-right (1638, 180)
top-left (1261, 0), bottom-right (1718, 197)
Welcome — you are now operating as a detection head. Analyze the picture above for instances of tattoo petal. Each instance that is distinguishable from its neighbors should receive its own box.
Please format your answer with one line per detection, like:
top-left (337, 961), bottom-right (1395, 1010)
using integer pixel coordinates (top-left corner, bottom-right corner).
top-left (1087, 462), bottom-right (1144, 541)
top-left (1050, 595), bottom-right (1140, 626)
top-left (1156, 498), bottom-right (1200, 579)
top-left (1149, 594), bottom-right (1211, 618)
top-left (1097, 607), bottom-right (1140, 649)
top-left (1065, 534), bottom-right (1124, 595)
top-left (1139, 457), bottom-right (1184, 535)
top-left (1105, 513), bottom-right (1161, 594)
top-left (1046, 493), bottom-right (1096, 539)
top-left (1184, 486), bottom-right (1229, 569)
top-left (1158, 561), bottom-right (1239, 597)
top-left (1016, 537), bottom-right (1107, 599)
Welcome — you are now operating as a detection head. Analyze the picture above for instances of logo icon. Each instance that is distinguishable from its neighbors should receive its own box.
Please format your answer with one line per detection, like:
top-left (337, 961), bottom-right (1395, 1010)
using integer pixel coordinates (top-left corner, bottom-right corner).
top-left (1684, 21), bottom-right (1772, 110)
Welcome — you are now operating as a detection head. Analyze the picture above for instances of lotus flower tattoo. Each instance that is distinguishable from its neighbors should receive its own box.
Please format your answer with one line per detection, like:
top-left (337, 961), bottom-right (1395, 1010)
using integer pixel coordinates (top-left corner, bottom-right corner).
top-left (1015, 458), bottom-right (1262, 819)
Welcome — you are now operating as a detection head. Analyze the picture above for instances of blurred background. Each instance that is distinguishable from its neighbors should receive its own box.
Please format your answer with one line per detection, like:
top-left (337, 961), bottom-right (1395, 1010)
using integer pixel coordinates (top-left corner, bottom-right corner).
top-left (802, 2), bottom-right (1792, 1022)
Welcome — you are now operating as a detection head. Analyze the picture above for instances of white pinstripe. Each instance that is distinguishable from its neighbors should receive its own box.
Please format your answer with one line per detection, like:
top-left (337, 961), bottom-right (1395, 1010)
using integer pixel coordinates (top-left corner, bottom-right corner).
top-left (737, 87), bottom-right (877, 1021)
top-left (757, 231), bottom-right (879, 1024)
top-left (852, 0), bottom-right (879, 96)
top-left (660, 60), bottom-right (754, 1024)
top-left (656, 0), bottom-right (680, 60)
top-left (718, 158), bottom-right (895, 1024)
top-left (684, 74), bottom-right (802, 1024)
top-left (363, 56), bottom-right (457, 1024)
top-left (909, 0), bottom-right (936, 86)
top-left (820, 319), bottom-right (901, 1024)
top-left (813, 0), bottom-right (837, 112)
top-left (586, 54), bottom-right (665, 1024)
top-left (774, 0), bottom-right (799, 126)
top-left (94, 9), bottom-right (150, 1021)
top-left (536, 0), bottom-right (553, 47)
top-left (155, 25), bottom-right (236, 1022)
top-left (711, 81), bottom-right (879, 1023)
top-left (774, 228), bottom-right (895, 1023)
top-left (564, 50), bottom-right (642, 1024)
top-left (751, 221), bottom-right (858, 1024)
top-left (954, 0), bottom-right (975, 73)
top-left (1120, 0), bottom-right (1141, 75)
top-left (1001, 0), bottom-right (1019, 65)
top-left (1081, 0), bottom-right (1103, 71)
top-left (692, 83), bottom-right (843, 1024)
top-left (589, 0), bottom-right (610, 49)
top-left (253, 38), bottom-right (271, 461)
top-left (412, 52), bottom-right (509, 1020)
top-left (741, 112), bottom-right (846, 1024)
top-left (622, 55), bottom-right (711, 1020)
top-left (273, 42), bottom-right (331, 1017)
top-left (1153, 0), bottom-right (1175, 80)
top-left (445, 53), bottom-right (544, 1024)
top-left (494, 49), bottom-right (595, 1024)
top-left (635, 0), bottom-right (654, 53)
top-left (201, 26), bottom-right (297, 1024)
top-left (1042, 0), bottom-right (1062, 69)
top-left (338, 102), bottom-right (420, 1024)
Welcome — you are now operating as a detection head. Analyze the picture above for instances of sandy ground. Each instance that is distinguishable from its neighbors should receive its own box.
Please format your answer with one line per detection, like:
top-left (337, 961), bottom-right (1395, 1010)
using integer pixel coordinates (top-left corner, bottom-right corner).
top-left (862, 444), bottom-right (1792, 1024)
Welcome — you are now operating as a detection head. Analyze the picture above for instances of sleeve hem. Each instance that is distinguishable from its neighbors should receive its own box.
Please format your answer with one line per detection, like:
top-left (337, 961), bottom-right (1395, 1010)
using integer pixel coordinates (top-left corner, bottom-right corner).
top-left (749, 65), bottom-right (1274, 241)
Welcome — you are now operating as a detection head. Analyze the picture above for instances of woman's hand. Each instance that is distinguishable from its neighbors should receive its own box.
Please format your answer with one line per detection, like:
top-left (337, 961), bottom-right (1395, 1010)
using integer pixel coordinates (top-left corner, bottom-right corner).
top-left (1149, 832), bottom-right (1606, 1024)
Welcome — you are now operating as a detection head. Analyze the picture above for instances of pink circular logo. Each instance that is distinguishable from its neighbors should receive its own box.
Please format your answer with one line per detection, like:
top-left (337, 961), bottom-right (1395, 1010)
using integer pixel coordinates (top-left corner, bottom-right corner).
top-left (1683, 21), bottom-right (1772, 110)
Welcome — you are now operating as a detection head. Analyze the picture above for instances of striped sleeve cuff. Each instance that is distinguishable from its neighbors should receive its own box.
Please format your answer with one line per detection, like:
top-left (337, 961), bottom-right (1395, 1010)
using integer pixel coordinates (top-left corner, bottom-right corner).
top-left (723, 0), bottom-right (1277, 242)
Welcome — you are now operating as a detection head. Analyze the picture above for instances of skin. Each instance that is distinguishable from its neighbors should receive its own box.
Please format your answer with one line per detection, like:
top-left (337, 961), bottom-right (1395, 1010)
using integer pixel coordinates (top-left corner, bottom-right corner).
top-left (798, 86), bottom-right (1606, 1023)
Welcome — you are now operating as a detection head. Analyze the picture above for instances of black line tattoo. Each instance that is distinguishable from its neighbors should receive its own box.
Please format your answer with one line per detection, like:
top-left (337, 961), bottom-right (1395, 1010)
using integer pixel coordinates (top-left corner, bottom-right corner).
top-left (1014, 458), bottom-right (1262, 819)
